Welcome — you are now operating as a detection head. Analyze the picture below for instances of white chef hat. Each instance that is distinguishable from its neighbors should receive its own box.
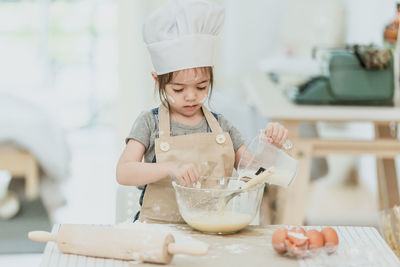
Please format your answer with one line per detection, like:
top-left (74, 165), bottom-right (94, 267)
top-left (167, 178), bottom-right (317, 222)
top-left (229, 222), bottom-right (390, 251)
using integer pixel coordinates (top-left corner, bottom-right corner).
top-left (143, 0), bottom-right (225, 75)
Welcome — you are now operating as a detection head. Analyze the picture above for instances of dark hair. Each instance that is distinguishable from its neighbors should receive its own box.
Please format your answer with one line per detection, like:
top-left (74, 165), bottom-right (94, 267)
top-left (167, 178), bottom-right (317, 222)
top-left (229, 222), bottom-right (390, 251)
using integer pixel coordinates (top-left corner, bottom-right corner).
top-left (156, 66), bottom-right (213, 106)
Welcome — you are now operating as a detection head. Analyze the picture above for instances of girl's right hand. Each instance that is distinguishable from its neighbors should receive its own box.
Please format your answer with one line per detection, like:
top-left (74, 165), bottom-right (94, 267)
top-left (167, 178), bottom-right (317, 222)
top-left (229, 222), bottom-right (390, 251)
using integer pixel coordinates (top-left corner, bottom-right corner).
top-left (170, 163), bottom-right (199, 186)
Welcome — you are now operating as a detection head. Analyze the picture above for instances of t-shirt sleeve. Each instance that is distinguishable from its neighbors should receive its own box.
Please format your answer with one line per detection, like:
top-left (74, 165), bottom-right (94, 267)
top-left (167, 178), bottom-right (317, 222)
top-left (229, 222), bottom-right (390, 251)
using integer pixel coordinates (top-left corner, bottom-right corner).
top-left (125, 110), bottom-right (154, 150)
top-left (217, 114), bottom-right (245, 152)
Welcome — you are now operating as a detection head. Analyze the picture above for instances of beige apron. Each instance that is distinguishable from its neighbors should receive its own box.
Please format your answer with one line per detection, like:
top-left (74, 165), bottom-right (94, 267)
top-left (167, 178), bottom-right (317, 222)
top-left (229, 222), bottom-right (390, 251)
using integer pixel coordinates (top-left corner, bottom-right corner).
top-left (139, 104), bottom-right (235, 223)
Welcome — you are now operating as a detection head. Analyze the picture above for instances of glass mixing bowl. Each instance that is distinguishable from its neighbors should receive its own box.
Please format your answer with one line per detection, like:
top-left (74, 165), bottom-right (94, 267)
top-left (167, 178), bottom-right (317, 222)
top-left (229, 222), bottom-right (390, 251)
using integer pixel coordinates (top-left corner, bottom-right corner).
top-left (172, 176), bottom-right (264, 235)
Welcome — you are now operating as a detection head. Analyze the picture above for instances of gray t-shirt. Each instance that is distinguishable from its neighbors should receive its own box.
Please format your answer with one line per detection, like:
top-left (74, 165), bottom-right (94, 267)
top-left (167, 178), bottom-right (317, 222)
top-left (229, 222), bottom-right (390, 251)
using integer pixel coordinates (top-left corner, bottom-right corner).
top-left (126, 109), bottom-right (245, 163)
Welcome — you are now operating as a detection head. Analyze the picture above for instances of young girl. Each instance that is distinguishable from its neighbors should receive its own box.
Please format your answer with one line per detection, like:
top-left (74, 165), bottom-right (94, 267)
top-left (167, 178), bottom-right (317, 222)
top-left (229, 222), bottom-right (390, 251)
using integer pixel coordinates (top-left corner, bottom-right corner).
top-left (116, 0), bottom-right (289, 224)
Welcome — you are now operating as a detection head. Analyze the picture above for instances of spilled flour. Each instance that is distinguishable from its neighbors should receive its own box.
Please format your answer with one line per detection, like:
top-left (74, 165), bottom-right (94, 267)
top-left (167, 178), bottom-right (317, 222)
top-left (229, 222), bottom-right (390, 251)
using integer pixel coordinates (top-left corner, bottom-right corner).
top-left (225, 244), bottom-right (249, 254)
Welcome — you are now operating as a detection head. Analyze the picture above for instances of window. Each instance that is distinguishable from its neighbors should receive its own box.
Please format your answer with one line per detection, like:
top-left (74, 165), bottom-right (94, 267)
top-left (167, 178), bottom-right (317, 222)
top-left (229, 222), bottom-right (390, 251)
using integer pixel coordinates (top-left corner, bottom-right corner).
top-left (0, 0), bottom-right (118, 129)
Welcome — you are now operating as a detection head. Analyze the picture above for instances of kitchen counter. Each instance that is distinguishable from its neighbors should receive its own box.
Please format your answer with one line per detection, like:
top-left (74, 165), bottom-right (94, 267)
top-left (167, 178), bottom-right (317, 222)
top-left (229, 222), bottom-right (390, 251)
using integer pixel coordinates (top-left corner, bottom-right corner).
top-left (38, 224), bottom-right (400, 267)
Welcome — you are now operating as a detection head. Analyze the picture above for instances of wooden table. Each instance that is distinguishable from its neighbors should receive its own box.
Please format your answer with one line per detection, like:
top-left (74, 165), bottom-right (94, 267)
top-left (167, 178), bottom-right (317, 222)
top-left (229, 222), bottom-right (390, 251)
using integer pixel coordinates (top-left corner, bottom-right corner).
top-left (242, 73), bottom-right (400, 225)
top-left (38, 224), bottom-right (399, 267)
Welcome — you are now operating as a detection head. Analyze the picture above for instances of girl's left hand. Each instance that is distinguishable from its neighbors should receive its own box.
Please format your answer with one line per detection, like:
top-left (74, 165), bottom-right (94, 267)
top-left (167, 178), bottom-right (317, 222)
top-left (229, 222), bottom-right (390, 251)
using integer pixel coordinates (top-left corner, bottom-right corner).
top-left (264, 122), bottom-right (289, 148)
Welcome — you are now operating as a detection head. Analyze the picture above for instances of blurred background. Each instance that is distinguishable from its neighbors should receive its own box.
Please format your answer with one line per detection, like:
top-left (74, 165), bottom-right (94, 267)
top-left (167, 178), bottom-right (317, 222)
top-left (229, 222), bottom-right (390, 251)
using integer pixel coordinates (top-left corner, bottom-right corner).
top-left (1, 0), bottom-right (400, 265)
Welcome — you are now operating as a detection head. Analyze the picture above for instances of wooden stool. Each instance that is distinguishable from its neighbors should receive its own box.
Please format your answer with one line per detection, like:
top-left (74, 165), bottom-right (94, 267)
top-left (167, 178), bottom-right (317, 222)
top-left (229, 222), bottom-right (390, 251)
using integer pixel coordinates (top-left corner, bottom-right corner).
top-left (0, 149), bottom-right (39, 200)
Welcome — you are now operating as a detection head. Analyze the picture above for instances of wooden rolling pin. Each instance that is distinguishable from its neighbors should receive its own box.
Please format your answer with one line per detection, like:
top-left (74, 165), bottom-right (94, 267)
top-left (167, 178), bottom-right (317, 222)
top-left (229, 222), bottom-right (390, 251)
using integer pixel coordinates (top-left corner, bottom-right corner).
top-left (28, 224), bottom-right (208, 264)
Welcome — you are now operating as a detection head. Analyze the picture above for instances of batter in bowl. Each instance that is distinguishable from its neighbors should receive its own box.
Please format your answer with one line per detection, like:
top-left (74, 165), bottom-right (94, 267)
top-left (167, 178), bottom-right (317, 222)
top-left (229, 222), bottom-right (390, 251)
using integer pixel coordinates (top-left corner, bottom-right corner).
top-left (184, 211), bottom-right (253, 234)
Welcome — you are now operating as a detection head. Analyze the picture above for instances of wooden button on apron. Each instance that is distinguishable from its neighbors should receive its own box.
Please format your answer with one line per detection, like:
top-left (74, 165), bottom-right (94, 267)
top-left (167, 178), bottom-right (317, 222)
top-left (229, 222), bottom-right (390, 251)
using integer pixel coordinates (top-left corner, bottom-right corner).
top-left (216, 134), bottom-right (226, 144)
top-left (160, 142), bottom-right (170, 151)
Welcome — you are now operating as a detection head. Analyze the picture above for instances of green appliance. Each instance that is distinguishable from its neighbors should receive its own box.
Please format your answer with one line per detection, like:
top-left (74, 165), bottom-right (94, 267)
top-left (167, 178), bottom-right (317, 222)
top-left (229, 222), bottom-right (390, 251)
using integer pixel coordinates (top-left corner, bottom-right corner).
top-left (290, 46), bottom-right (394, 106)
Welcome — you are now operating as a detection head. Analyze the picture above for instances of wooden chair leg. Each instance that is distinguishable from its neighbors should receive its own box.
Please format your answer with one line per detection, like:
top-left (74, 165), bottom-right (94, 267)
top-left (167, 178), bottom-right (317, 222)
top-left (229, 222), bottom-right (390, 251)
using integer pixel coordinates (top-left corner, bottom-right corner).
top-left (25, 153), bottom-right (39, 201)
top-left (377, 158), bottom-right (398, 210)
top-left (375, 123), bottom-right (399, 210)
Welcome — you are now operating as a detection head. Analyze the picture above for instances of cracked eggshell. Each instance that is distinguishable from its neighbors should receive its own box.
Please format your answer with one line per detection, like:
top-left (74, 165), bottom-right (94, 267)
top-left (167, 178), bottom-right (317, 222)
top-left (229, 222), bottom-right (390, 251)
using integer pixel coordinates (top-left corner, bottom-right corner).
top-left (288, 227), bottom-right (308, 246)
top-left (289, 226), bottom-right (306, 235)
top-left (284, 239), bottom-right (307, 257)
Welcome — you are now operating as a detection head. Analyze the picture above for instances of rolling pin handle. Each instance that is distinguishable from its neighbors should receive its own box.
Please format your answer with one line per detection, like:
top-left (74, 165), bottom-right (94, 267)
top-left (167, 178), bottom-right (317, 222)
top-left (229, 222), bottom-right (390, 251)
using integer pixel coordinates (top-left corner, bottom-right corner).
top-left (167, 242), bottom-right (209, 256)
top-left (28, 231), bottom-right (57, 243)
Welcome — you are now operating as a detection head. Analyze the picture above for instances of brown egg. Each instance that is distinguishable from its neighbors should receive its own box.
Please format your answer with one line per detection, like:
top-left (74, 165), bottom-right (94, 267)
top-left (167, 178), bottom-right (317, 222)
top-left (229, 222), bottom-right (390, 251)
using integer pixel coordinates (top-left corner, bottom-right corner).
top-left (288, 227), bottom-right (307, 246)
top-left (321, 227), bottom-right (339, 253)
top-left (272, 228), bottom-right (288, 254)
top-left (306, 230), bottom-right (324, 251)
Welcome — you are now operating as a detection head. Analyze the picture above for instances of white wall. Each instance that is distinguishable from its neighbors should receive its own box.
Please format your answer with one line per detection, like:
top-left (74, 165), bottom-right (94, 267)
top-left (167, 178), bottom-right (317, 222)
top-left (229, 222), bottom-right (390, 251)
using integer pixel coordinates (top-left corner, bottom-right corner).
top-left (117, 0), bottom-right (156, 147)
top-left (344, 0), bottom-right (398, 45)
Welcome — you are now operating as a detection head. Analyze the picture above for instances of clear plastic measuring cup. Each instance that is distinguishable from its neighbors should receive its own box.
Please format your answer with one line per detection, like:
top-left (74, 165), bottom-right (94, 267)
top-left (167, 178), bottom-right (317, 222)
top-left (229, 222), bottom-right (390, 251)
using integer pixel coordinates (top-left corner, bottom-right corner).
top-left (237, 130), bottom-right (298, 188)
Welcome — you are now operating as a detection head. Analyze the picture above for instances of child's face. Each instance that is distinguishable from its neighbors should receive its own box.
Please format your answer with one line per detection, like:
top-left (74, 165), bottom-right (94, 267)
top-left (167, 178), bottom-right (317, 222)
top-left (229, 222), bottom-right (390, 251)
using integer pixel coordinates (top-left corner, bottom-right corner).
top-left (164, 68), bottom-right (210, 116)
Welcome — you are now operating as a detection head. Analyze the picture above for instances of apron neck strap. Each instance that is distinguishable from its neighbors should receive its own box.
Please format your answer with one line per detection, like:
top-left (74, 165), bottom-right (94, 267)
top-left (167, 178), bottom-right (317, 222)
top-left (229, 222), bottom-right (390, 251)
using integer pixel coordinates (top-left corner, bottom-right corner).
top-left (158, 104), bottom-right (171, 137)
top-left (201, 105), bottom-right (223, 133)
top-left (158, 104), bottom-right (223, 137)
